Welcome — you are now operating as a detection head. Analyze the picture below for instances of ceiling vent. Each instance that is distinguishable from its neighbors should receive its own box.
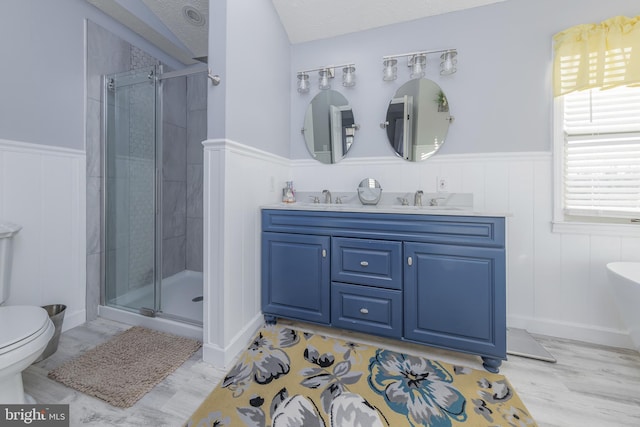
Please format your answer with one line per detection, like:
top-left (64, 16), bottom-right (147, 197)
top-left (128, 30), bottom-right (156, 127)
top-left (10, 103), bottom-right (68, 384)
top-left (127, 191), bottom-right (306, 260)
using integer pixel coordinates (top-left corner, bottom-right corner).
top-left (182, 5), bottom-right (206, 27)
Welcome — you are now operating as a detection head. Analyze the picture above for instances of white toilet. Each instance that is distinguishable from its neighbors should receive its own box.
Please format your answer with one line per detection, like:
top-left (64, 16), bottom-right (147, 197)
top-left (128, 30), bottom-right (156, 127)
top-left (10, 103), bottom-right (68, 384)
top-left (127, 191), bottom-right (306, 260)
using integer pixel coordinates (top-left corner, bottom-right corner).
top-left (0, 222), bottom-right (54, 404)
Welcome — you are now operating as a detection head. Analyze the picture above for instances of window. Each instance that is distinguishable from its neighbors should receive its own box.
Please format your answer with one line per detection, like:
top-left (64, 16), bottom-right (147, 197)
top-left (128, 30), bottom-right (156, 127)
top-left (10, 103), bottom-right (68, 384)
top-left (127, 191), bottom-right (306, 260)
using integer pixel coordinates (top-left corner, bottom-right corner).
top-left (557, 86), bottom-right (640, 220)
top-left (553, 15), bottom-right (640, 227)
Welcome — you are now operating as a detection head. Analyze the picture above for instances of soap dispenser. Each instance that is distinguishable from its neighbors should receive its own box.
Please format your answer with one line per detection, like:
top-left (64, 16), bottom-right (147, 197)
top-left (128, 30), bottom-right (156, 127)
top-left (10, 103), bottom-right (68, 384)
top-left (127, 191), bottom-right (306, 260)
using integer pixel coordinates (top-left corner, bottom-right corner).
top-left (282, 181), bottom-right (296, 203)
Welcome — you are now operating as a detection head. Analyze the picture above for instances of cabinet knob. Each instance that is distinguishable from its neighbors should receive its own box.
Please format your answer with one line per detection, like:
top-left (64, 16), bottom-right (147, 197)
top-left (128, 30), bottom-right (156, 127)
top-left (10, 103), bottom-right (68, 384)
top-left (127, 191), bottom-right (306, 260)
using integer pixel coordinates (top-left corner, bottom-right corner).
top-left (360, 308), bottom-right (369, 315)
top-left (407, 256), bottom-right (413, 266)
top-left (322, 249), bottom-right (327, 258)
top-left (360, 261), bottom-right (369, 267)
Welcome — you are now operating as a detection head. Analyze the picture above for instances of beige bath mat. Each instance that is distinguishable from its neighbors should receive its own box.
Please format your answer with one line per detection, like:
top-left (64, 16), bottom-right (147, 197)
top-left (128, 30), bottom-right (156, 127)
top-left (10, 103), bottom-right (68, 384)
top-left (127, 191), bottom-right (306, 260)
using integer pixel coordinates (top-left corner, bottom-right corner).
top-left (48, 326), bottom-right (201, 408)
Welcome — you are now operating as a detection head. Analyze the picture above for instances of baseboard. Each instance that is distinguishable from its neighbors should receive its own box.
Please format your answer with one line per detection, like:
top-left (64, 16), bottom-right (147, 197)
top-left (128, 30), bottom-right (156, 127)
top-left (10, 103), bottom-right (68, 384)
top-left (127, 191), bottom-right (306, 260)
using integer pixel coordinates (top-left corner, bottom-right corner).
top-left (61, 309), bottom-right (87, 333)
top-left (508, 315), bottom-right (634, 350)
top-left (202, 312), bottom-right (264, 369)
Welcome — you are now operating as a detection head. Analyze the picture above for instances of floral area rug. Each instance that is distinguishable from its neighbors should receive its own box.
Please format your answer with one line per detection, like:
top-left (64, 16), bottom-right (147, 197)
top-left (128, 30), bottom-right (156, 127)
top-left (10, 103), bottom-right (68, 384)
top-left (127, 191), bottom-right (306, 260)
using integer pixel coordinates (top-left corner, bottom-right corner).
top-left (185, 325), bottom-right (537, 427)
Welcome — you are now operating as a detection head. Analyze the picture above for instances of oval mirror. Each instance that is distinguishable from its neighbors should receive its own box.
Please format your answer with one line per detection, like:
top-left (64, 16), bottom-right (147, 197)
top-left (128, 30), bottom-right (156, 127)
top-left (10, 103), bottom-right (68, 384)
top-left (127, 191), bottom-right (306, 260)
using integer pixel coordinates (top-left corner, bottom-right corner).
top-left (384, 78), bottom-right (452, 161)
top-left (302, 90), bottom-right (356, 164)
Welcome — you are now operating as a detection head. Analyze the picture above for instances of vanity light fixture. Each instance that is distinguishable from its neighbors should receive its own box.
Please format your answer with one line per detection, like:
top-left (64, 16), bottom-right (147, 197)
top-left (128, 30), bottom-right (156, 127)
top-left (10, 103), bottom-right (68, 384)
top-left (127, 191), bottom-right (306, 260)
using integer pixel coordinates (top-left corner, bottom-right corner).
top-left (295, 63), bottom-right (356, 93)
top-left (382, 48), bottom-right (458, 81)
top-left (342, 65), bottom-right (356, 87)
top-left (440, 50), bottom-right (457, 75)
top-left (297, 72), bottom-right (310, 93)
top-left (409, 54), bottom-right (427, 79)
top-left (382, 58), bottom-right (398, 81)
top-left (318, 68), bottom-right (333, 90)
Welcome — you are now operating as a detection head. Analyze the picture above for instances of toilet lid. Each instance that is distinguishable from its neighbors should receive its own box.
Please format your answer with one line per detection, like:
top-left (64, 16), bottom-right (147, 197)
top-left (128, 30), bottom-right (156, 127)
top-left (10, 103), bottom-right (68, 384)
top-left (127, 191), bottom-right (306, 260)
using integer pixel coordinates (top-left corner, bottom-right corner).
top-left (0, 306), bottom-right (51, 353)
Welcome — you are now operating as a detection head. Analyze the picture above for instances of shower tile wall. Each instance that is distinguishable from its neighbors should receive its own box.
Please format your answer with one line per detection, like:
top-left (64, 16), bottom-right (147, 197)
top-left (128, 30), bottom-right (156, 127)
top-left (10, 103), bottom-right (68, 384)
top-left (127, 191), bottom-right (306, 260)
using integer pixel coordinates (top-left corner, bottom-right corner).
top-left (162, 74), bottom-right (205, 277)
top-left (131, 45), bottom-right (157, 69)
top-left (186, 73), bottom-right (206, 272)
top-left (127, 70), bottom-right (156, 289)
top-left (162, 76), bottom-right (187, 278)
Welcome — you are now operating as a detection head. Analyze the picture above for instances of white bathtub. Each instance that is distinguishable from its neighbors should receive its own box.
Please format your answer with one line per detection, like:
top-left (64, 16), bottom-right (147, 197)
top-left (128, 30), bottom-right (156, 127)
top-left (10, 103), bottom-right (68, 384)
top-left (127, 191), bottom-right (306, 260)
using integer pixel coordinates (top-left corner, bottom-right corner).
top-left (607, 262), bottom-right (640, 351)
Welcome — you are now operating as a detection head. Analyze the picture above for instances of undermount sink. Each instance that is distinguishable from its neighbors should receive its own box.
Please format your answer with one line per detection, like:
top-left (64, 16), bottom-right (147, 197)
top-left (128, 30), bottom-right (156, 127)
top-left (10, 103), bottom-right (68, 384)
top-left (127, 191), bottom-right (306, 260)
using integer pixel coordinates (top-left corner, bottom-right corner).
top-left (389, 205), bottom-right (469, 211)
top-left (279, 202), bottom-right (471, 212)
top-left (281, 202), bottom-right (363, 209)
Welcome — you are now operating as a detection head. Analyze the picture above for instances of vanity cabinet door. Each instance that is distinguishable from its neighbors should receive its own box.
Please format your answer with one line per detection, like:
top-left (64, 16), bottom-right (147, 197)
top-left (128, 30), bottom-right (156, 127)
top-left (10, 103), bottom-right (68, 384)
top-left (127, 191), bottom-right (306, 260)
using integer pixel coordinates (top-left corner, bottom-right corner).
top-left (403, 242), bottom-right (506, 359)
top-left (262, 232), bottom-right (331, 324)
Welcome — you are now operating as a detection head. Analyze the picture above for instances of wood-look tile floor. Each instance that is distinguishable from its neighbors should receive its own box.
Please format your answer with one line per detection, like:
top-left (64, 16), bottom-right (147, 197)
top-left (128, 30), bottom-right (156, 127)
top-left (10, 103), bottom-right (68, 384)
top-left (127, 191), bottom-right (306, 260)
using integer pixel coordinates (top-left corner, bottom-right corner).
top-left (23, 318), bottom-right (640, 427)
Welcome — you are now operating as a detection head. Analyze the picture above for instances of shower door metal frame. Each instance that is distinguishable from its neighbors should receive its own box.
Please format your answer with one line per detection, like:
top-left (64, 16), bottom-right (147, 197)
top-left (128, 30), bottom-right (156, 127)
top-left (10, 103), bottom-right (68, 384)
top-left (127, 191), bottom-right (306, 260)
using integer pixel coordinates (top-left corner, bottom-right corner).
top-left (154, 64), bottom-right (164, 316)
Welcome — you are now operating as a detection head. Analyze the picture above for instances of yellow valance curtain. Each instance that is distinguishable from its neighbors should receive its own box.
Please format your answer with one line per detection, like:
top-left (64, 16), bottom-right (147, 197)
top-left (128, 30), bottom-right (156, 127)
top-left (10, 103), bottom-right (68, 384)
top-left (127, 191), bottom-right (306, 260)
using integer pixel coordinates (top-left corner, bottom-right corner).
top-left (553, 15), bottom-right (640, 97)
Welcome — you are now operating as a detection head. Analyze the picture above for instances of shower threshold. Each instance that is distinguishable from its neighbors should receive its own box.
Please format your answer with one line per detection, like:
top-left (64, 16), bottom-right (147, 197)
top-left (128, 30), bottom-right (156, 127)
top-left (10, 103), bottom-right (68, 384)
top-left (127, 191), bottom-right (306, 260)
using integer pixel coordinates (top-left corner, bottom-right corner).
top-left (98, 305), bottom-right (202, 341)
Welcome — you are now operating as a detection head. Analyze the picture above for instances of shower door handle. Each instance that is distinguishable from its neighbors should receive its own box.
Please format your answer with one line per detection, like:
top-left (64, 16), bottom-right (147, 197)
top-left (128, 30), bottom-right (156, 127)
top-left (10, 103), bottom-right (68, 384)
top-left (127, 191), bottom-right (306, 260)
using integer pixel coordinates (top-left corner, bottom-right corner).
top-left (155, 168), bottom-right (160, 215)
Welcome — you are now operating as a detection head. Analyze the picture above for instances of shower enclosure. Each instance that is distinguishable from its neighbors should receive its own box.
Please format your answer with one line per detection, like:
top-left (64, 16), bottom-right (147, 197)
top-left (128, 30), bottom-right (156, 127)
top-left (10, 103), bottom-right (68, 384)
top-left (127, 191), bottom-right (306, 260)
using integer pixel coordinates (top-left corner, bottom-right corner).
top-left (102, 65), bottom-right (204, 329)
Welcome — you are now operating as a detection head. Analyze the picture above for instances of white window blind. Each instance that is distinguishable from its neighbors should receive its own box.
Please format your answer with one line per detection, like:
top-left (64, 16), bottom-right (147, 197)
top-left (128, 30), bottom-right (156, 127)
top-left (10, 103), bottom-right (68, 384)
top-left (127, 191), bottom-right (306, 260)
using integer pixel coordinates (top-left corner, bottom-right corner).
top-left (562, 85), bottom-right (640, 218)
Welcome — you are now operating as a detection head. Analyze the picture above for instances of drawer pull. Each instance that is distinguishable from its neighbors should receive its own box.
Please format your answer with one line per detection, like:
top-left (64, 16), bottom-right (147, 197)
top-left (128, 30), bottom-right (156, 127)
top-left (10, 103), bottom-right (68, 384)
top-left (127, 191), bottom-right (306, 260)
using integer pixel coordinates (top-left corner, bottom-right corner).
top-left (360, 308), bottom-right (369, 315)
top-left (360, 261), bottom-right (369, 267)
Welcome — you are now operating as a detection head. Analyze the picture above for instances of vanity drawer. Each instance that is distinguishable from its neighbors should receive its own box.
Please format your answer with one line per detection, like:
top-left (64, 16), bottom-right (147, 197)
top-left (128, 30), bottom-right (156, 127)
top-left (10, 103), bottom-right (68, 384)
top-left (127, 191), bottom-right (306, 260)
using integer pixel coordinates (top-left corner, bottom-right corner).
top-left (332, 237), bottom-right (402, 289)
top-left (331, 282), bottom-right (402, 338)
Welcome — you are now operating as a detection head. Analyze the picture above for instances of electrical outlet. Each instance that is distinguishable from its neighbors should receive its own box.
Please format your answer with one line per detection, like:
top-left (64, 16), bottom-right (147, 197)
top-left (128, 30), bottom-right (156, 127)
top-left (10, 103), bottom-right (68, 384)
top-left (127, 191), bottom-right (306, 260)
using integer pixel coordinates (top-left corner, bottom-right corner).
top-left (437, 177), bottom-right (448, 192)
top-left (270, 176), bottom-right (275, 192)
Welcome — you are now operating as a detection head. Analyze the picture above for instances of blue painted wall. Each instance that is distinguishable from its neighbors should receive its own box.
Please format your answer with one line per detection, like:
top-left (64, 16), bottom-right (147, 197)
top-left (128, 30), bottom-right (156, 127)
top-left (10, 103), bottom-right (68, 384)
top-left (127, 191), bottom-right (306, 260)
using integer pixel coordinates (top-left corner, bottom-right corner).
top-left (0, 0), bottom-right (182, 150)
top-left (208, 0), bottom-right (291, 158)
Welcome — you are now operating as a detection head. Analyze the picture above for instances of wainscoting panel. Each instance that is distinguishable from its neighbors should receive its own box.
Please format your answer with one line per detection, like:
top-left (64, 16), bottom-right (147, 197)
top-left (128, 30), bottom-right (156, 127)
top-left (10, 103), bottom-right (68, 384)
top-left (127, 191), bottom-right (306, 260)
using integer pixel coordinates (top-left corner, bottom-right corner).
top-left (0, 139), bottom-right (86, 331)
top-left (202, 139), bottom-right (289, 367)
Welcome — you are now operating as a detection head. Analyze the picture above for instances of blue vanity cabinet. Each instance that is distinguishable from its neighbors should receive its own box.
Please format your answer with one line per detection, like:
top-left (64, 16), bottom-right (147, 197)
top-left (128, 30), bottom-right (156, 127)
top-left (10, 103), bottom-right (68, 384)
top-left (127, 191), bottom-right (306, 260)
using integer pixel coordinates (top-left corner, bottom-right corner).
top-left (261, 208), bottom-right (506, 372)
top-left (261, 232), bottom-right (330, 324)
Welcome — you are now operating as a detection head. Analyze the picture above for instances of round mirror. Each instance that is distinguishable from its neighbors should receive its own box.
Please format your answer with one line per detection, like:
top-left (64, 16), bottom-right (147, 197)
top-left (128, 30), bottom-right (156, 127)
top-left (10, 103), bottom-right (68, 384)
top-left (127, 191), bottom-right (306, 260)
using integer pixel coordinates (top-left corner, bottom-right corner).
top-left (302, 90), bottom-right (356, 164)
top-left (384, 78), bottom-right (452, 161)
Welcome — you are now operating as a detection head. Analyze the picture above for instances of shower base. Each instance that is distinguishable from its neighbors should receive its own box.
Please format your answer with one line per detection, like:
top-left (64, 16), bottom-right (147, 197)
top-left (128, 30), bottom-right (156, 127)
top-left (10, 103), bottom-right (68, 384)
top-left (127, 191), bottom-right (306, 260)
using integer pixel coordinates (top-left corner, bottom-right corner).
top-left (99, 270), bottom-right (203, 340)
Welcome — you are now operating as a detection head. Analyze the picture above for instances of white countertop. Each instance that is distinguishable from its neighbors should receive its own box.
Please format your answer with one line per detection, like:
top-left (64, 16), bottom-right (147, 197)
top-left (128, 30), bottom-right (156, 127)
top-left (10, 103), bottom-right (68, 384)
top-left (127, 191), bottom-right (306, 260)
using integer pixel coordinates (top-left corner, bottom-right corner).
top-left (262, 202), bottom-right (509, 218)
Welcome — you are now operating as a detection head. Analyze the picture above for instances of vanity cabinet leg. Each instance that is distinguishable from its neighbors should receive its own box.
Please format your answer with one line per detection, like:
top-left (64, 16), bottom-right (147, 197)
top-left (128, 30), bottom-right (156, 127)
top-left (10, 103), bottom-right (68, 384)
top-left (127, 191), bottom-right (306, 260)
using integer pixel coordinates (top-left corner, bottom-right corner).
top-left (264, 314), bottom-right (278, 325)
top-left (481, 357), bottom-right (502, 373)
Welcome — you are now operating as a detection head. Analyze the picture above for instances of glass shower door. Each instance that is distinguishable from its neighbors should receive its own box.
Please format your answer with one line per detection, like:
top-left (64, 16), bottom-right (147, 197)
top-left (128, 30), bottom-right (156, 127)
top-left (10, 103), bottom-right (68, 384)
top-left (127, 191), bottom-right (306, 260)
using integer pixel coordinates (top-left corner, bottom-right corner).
top-left (104, 66), bottom-right (160, 316)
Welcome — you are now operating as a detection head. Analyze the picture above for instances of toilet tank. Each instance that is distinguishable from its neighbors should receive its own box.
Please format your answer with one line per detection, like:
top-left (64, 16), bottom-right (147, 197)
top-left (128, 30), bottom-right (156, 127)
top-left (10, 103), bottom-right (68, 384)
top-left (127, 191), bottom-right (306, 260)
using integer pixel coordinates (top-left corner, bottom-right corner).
top-left (0, 222), bottom-right (22, 304)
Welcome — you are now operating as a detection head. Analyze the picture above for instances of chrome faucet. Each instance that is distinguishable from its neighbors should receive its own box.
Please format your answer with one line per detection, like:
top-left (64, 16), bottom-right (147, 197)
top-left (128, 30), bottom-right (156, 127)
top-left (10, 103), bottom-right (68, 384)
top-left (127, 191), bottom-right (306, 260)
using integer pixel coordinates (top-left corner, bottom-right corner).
top-left (429, 197), bottom-right (447, 206)
top-left (322, 189), bottom-right (332, 204)
top-left (414, 190), bottom-right (424, 207)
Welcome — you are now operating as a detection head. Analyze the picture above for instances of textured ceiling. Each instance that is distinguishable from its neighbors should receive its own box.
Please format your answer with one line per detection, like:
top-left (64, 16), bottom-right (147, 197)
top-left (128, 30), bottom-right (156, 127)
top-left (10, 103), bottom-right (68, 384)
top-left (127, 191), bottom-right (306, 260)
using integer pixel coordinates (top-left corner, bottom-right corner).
top-left (272, 0), bottom-right (508, 44)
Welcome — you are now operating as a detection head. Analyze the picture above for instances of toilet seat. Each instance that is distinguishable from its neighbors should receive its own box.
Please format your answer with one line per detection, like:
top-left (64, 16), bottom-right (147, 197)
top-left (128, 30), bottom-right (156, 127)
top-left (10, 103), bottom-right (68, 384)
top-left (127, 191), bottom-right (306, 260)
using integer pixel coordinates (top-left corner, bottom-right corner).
top-left (0, 306), bottom-right (51, 356)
